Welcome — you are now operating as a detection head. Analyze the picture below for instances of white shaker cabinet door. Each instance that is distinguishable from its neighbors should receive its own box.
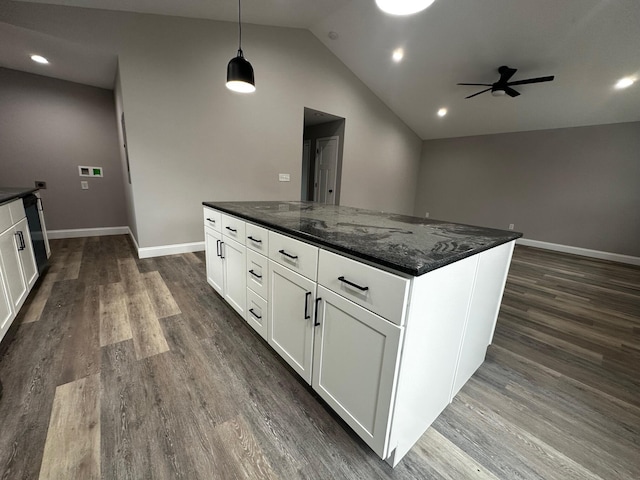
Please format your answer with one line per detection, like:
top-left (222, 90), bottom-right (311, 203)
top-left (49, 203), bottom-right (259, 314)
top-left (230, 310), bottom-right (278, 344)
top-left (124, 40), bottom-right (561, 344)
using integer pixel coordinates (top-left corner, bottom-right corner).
top-left (15, 218), bottom-right (38, 290)
top-left (0, 268), bottom-right (14, 343)
top-left (268, 260), bottom-right (316, 384)
top-left (222, 236), bottom-right (246, 320)
top-left (312, 286), bottom-right (403, 458)
top-left (205, 227), bottom-right (224, 296)
top-left (0, 226), bottom-right (28, 312)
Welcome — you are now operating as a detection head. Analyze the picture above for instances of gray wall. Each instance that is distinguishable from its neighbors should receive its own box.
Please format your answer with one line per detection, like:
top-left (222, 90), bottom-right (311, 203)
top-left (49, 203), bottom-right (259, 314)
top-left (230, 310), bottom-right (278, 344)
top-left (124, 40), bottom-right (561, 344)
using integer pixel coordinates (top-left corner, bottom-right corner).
top-left (414, 121), bottom-right (640, 257)
top-left (2, 4), bottom-right (422, 249)
top-left (303, 119), bottom-right (346, 203)
top-left (0, 67), bottom-right (127, 231)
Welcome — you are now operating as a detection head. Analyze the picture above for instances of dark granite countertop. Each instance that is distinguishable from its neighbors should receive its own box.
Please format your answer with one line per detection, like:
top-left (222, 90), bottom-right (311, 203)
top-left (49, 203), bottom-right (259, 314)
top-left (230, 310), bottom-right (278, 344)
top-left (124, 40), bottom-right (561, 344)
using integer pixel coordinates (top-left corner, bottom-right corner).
top-left (0, 187), bottom-right (38, 206)
top-left (203, 201), bottom-right (522, 277)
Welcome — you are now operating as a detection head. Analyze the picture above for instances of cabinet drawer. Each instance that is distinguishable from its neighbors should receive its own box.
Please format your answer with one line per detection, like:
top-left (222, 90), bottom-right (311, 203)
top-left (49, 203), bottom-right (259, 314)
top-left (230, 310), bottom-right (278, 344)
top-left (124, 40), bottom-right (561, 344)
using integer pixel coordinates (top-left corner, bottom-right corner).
top-left (9, 200), bottom-right (25, 224)
top-left (222, 213), bottom-right (246, 243)
top-left (0, 204), bottom-right (11, 233)
top-left (203, 207), bottom-right (222, 232)
top-left (246, 249), bottom-right (268, 300)
top-left (246, 288), bottom-right (268, 340)
top-left (318, 249), bottom-right (410, 326)
top-left (269, 231), bottom-right (318, 281)
top-left (246, 223), bottom-right (269, 255)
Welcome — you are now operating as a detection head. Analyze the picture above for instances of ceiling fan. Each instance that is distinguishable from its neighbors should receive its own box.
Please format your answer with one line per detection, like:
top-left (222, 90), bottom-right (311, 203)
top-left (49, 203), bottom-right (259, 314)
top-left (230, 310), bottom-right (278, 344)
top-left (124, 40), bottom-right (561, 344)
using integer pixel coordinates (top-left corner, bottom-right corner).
top-left (458, 66), bottom-right (555, 99)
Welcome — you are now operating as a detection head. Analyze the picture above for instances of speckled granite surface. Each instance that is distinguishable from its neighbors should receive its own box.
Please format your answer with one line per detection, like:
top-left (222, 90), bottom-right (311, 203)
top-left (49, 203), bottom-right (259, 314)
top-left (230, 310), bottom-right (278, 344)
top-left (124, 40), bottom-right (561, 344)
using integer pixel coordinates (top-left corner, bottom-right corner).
top-left (203, 201), bottom-right (522, 276)
top-left (0, 187), bottom-right (38, 206)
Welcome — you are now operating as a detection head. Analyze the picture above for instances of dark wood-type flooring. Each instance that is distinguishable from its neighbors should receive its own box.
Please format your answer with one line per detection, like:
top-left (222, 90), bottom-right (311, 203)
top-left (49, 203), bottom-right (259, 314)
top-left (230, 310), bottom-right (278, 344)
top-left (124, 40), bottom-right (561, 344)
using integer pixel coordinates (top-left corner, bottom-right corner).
top-left (0, 236), bottom-right (638, 479)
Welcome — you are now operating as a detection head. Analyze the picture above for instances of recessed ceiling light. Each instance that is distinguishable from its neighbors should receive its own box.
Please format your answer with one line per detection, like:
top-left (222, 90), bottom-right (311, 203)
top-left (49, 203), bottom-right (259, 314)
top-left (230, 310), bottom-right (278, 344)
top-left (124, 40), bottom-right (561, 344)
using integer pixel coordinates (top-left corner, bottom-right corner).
top-left (30, 55), bottom-right (49, 64)
top-left (437, 108), bottom-right (447, 117)
top-left (614, 77), bottom-right (635, 89)
top-left (376, 0), bottom-right (435, 16)
top-left (392, 48), bottom-right (404, 62)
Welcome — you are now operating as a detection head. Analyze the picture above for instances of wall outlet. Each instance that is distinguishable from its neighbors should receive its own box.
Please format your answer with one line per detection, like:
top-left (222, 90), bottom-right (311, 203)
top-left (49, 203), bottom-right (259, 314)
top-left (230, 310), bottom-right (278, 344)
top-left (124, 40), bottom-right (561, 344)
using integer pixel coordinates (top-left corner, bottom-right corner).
top-left (508, 223), bottom-right (514, 230)
top-left (279, 173), bottom-right (290, 182)
top-left (35, 180), bottom-right (47, 189)
top-left (425, 212), bottom-right (430, 218)
top-left (81, 181), bottom-right (89, 190)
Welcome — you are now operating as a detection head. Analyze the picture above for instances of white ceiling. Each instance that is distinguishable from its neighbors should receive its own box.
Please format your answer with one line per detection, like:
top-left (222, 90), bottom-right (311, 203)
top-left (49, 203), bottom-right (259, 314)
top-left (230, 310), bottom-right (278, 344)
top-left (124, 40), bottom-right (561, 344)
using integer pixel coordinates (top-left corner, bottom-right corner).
top-left (3, 0), bottom-right (640, 139)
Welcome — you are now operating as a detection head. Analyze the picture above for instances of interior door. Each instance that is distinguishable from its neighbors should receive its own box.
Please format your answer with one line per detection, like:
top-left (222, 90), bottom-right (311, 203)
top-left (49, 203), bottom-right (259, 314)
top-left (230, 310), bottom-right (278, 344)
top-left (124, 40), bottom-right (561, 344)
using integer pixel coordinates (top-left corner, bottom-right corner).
top-left (313, 136), bottom-right (339, 205)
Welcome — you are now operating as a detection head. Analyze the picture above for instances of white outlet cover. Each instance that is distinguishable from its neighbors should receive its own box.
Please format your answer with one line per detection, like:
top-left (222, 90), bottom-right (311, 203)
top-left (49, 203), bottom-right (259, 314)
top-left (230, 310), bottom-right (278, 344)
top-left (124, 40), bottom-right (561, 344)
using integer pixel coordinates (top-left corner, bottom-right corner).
top-left (279, 173), bottom-right (291, 182)
top-left (81, 181), bottom-right (89, 190)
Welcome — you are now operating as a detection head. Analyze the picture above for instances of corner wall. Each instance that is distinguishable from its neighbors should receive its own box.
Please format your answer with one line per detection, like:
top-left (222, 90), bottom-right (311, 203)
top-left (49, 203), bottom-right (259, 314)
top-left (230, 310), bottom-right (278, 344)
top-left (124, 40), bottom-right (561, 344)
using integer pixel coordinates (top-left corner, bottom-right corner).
top-left (414, 121), bottom-right (640, 257)
top-left (0, 67), bottom-right (127, 231)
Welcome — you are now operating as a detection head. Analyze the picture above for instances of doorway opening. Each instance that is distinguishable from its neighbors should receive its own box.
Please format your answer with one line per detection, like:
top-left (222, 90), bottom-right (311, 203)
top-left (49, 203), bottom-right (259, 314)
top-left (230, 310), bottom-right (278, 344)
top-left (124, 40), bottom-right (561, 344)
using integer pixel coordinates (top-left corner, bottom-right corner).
top-left (301, 108), bottom-right (345, 205)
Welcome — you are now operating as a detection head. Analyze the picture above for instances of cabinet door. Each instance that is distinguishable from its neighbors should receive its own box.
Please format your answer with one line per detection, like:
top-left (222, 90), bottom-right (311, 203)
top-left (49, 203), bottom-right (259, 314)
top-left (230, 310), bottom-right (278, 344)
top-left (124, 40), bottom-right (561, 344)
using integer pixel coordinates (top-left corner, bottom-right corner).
top-left (0, 226), bottom-right (28, 311)
top-left (0, 268), bottom-right (14, 343)
top-left (222, 236), bottom-right (246, 319)
top-left (16, 218), bottom-right (38, 290)
top-left (312, 286), bottom-right (402, 458)
top-left (268, 260), bottom-right (316, 384)
top-left (205, 227), bottom-right (224, 295)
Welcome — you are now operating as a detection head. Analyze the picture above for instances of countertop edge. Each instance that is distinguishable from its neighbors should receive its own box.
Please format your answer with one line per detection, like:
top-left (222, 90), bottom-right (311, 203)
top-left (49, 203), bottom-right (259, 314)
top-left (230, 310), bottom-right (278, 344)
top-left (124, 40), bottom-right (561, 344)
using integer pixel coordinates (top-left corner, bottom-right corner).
top-left (203, 201), bottom-right (522, 277)
top-left (0, 188), bottom-right (39, 207)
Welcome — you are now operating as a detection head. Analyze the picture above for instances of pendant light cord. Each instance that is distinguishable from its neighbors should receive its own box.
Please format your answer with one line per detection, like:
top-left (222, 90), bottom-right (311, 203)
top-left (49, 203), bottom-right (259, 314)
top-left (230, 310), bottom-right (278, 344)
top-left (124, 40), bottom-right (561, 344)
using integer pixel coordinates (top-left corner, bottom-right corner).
top-left (237, 0), bottom-right (243, 56)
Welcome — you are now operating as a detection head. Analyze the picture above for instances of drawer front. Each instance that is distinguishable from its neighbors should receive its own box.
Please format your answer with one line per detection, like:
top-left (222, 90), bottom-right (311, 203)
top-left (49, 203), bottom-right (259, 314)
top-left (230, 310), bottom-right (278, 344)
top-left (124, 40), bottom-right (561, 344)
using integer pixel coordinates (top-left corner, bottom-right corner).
top-left (221, 213), bottom-right (246, 243)
top-left (0, 204), bottom-right (12, 233)
top-left (317, 249), bottom-right (410, 325)
top-left (9, 200), bottom-right (25, 224)
top-left (268, 231), bottom-right (318, 281)
top-left (245, 223), bottom-right (269, 255)
top-left (246, 288), bottom-right (268, 340)
top-left (203, 207), bottom-right (222, 232)
top-left (246, 249), bottom-right (268, 299)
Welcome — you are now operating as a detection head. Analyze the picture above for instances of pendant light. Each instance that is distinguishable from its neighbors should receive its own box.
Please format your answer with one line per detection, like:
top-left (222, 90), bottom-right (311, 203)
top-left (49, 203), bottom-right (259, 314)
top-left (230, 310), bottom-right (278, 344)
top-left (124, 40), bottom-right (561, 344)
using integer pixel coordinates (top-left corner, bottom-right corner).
top-left (226, 0), bottom-right (255, 93)
top-left (375, 0), bottom-right (435, 16)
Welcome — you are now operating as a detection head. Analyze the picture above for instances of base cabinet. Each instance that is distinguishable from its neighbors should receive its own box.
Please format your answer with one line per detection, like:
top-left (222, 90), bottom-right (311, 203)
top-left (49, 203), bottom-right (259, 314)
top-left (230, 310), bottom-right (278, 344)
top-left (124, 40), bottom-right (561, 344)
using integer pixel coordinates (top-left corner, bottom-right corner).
top-left (202, 205), bottom-right (515, 467)
top-left (0, 269), bottom-right (13, 341)
top-left (205, 226), bottom-right (246, 319)
top-left (268, 260), bottom-right (316, 384)
top-left (313, 286), bottom-right (402, 457)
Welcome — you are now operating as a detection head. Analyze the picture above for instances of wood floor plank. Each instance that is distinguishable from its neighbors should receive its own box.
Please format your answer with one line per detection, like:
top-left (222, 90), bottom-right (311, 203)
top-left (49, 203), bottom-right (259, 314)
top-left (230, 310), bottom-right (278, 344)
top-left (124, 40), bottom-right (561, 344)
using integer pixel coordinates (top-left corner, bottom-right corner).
top-left (38, 374), bottom-right (100, 480)
top-left (99, 282), bottom-right (132, 347)
top-left (20, 272), bottom-right (58, 324)
top-left (142, 271), bottom-right (181, 319)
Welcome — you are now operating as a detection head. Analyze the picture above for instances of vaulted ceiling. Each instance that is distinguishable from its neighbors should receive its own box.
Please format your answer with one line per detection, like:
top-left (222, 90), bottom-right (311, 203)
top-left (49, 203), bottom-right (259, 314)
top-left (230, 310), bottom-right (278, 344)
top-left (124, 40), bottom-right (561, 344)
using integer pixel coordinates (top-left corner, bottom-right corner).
top-left (2, 0), bottom-right (639, 139)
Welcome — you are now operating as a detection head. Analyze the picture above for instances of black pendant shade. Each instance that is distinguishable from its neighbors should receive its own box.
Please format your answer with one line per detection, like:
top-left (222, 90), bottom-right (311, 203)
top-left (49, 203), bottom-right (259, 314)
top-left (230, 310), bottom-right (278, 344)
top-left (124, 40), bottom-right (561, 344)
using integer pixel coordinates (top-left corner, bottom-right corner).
top-left (226, 0), bottom-right (255, 93)
top-left (226, 49), bottom-right (255, 93)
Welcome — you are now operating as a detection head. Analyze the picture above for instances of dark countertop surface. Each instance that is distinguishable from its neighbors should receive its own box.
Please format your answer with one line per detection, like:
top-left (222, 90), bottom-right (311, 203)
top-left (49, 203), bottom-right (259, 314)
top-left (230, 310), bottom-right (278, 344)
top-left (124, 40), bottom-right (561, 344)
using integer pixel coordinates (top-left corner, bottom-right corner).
top-left (0, 187), bottom-right (38, 206)
top-left (203, 201), bottom-right (522, 276)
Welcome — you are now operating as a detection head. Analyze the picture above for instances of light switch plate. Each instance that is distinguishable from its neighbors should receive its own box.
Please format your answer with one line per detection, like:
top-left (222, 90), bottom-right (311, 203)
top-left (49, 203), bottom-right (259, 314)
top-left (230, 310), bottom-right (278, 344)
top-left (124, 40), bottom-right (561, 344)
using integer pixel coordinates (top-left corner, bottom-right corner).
top-left (279, 173), bottom-right (290, 182)
top-left (81, 181), bottom-right (89, 190)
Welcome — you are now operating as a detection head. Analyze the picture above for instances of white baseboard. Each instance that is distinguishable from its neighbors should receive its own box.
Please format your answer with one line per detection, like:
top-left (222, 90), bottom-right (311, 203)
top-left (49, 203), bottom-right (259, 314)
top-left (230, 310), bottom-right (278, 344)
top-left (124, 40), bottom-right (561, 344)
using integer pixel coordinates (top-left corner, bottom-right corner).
top-left (48, 226), bottom-right (129, 239)
top-left (516, 238), bottom-right (640, 266)
top-left (137, 241), bottom-right (205, 259)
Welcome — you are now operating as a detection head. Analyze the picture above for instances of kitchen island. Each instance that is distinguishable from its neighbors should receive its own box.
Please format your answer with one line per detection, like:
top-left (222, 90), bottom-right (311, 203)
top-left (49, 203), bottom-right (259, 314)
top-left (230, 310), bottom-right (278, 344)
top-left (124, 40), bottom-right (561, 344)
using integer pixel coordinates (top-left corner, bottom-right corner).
top-left (202, 201), bottom-right (521, 466)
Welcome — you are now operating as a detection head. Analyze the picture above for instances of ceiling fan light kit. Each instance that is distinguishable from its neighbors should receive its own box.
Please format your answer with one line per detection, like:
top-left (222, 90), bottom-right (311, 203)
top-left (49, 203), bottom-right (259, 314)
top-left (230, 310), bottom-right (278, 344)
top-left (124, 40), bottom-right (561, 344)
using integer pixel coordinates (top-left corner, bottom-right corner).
top-left (375, 0), bottom-right (435, 16)
top-left (458, 66), bottom-right (554, 99)
top-left (226, 0), bottom-right (255, 93)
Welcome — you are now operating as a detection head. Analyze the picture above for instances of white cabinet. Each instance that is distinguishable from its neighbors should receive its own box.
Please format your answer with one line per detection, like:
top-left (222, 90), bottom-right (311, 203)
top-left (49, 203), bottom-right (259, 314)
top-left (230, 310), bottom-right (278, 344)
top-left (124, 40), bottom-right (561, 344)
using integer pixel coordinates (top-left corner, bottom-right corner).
top-left (0, 199), bottom-right (40, 343)
top-left (204, 218), bottom-right (246, 319)
top-left (202, 205), bottom-right (515, 467)
top-left (221, 237), bottom-right (246, 319)
top-left (205, 227), bottom-right (224, 295)
top-left (268, 260), bottom-right (316, 383)
top-left (313, 286), bottom-right (402, 457)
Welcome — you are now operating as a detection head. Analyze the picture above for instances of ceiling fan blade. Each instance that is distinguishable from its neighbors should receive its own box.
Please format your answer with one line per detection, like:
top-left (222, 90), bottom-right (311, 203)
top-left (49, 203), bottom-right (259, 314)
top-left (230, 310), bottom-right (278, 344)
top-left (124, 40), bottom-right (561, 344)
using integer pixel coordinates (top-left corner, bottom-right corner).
top-left (508, 75), bottom-right (555, 86)
top-left (498, 66), bottom-right (517, 83)
top-left (504, 86), bottom-right (520, 97)
top-left (457, 83), bottom-right (492, 86)
top-left (465, 88), bottom-right (492, 99)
